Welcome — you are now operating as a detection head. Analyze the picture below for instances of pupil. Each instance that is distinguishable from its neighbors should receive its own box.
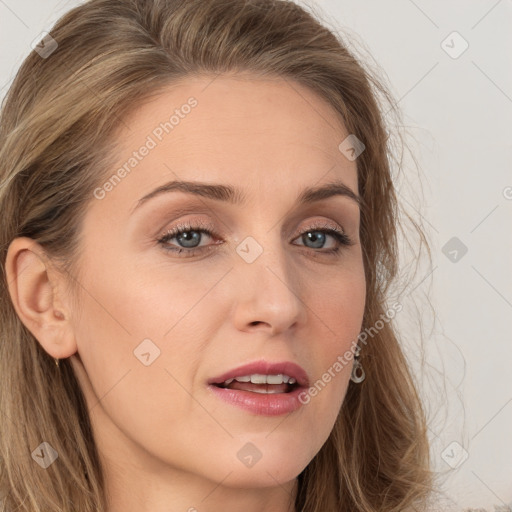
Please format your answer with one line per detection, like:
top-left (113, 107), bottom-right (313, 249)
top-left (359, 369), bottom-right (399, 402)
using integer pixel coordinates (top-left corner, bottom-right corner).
top-left (178, 231), bottom-right (200, 248)
top-left (304, 231), bottom-right (325, 249)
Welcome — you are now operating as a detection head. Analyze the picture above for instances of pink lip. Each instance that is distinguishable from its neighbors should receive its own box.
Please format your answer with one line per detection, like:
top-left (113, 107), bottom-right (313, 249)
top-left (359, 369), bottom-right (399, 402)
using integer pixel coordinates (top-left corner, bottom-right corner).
top-left (208, 360), bottom-right (310, 387)
top-left (207, 360), bottom-right (310, 417)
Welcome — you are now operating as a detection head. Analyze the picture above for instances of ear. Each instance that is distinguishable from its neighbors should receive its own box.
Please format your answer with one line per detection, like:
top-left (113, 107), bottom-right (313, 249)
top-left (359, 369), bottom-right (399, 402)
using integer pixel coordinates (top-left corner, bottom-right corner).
top-left (5, 237), bottom-right (78, 360)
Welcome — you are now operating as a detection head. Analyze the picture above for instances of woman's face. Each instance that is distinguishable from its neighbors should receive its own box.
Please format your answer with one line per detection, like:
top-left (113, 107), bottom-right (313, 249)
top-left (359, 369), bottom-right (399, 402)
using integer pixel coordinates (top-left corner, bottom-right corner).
top-left (67, 74), bottom-right (366, 501)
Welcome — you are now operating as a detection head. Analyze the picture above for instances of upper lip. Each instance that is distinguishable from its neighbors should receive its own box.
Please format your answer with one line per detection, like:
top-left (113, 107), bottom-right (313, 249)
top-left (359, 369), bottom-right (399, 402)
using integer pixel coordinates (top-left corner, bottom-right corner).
top-left (208, 360), bottom-right (310, 387)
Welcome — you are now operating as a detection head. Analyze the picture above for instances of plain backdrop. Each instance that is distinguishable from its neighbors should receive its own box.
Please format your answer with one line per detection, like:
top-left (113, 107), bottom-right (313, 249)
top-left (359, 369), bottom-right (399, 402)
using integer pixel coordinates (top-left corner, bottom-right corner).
top-left (1, 0), bottom-right (511, 510)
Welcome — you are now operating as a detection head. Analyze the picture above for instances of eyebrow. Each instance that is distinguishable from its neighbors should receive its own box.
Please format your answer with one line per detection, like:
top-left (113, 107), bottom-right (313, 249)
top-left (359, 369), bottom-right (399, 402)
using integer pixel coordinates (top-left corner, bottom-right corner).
top-left (132, 178), bottom-right (361, 213)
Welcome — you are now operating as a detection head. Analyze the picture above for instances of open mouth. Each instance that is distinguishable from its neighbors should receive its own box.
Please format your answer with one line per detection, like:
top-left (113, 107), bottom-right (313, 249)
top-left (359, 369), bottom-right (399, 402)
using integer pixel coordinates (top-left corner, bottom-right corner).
top-left (210, 373), bottom-right (302, 394)
top-left (212, 378), bottom-right (300, 394)
top-left (207, 369), bottom-right (308, 415)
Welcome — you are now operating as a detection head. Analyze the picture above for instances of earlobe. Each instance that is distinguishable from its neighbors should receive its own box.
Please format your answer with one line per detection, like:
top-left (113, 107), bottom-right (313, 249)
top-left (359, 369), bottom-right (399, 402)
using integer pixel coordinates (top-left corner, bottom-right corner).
top-left (5, 237), bottom-right (77, 359)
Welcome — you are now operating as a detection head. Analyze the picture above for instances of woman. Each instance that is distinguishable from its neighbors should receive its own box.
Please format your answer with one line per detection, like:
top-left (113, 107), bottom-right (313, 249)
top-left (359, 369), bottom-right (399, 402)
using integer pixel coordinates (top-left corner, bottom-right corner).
top-left (0, 0), bottom-right (434, 510)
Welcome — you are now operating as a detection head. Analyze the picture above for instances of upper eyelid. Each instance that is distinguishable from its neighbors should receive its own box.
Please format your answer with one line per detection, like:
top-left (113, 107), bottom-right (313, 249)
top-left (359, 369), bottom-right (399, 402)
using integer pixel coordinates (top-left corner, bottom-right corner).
top-left (160, 218), bottom-right (346, 238)
top-left (147, 198), bottom-right (358, 236)
top-left (158, 221), bottom-right (349, 251)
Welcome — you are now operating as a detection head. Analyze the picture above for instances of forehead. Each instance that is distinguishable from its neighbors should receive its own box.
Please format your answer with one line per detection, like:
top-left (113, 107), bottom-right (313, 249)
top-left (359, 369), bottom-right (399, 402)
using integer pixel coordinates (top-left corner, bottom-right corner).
top-left (122, 72), bottom-right (349, 139)
top-left (95, 74), bottom-right (359, 215)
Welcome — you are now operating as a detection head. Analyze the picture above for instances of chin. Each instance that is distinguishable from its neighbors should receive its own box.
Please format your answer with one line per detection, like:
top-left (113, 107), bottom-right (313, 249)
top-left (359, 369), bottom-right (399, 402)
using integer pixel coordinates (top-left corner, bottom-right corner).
top-left (213, 462), bottom-right (305, 489)
top-left (197, 444), bottom-right (313, 488)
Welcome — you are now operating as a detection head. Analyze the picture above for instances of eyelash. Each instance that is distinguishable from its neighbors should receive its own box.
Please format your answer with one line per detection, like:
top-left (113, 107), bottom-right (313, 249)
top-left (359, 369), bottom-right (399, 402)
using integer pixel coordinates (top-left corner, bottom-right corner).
top-left (156, 219), bottom-right (354, 259)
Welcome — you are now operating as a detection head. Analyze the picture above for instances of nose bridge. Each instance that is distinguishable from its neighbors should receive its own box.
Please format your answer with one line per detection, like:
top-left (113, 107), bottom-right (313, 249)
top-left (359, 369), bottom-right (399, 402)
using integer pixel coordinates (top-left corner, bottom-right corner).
top-left (232, 227), bottom-right (306, 331)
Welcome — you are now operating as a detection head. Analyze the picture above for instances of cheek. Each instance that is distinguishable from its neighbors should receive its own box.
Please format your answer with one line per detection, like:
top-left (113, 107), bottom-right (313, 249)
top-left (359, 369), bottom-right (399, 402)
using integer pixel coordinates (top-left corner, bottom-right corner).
top-left (313, 263), bottom-right (366, 340)
top-left (71, 252), bottom-right (226, 396)
top-left (70, 264), bottom-right (211, 445)
top-left (293, 262), bottom-right (365, 413)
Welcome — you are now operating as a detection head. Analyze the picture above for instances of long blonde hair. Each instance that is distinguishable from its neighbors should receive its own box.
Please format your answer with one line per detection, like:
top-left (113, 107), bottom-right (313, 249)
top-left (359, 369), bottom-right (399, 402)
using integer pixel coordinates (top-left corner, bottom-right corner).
top-left (0, 0), bottom-right (434, 510)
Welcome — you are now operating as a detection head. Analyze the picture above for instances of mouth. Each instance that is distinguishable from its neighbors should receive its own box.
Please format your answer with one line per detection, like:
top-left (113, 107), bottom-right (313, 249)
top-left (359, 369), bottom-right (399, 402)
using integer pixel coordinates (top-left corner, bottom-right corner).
top-left (211, 374), bottom-right (301, 394)
top-left (208, 360), bottom-right (309, 391)
top-left (206, 360), bottom-right (310, 415)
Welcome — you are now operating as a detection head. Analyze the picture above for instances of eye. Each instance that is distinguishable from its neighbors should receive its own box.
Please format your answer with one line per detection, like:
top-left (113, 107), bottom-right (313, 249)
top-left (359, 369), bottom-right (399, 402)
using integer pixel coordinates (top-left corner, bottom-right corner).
top-left (156, 220), bottom-right (354, 258)
top-left (157, 220), bottom-right (220, 257)
top-left (293, 221), bottom-right (353, 255)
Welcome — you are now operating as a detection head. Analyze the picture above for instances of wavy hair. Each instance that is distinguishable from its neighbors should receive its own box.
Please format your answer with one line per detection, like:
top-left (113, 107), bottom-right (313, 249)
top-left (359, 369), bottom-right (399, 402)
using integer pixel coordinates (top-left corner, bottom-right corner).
top-left (0, 0), bottom-right (434, 510)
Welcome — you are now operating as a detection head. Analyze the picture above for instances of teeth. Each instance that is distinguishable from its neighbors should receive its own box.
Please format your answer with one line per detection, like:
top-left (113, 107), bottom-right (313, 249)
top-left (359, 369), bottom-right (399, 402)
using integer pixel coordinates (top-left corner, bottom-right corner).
top-left (222, 374), bottom-right (295, 385)
top-left (250, 374), bottom-right (267, 384)
top-left (249, 387), bottom-right (284, 394)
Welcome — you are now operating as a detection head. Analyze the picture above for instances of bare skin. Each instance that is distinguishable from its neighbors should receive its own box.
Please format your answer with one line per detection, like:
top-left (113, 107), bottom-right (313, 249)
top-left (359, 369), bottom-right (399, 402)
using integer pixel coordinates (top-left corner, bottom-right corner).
top-left (6, 73), bottom-right (366, 512)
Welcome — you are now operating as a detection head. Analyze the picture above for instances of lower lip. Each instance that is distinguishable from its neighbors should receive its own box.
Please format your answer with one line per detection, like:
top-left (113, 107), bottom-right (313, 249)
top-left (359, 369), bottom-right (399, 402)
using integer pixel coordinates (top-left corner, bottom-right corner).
top-left (207, 384), bottom-right (306, 416)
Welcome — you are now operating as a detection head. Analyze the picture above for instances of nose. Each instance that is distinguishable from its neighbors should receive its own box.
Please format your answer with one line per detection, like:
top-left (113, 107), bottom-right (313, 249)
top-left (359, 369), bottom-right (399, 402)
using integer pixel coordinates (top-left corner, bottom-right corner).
top-left (230, 236), bottom-right (307, 335)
